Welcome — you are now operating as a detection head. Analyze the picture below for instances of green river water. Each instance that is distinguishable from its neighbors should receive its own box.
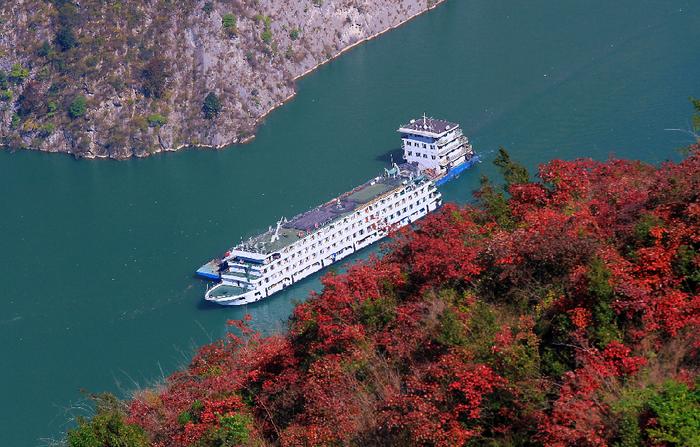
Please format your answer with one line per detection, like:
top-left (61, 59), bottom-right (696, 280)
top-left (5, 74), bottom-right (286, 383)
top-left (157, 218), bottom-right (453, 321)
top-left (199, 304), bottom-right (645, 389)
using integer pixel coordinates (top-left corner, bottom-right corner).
top-left (1, 0), bottom-right (698, 444)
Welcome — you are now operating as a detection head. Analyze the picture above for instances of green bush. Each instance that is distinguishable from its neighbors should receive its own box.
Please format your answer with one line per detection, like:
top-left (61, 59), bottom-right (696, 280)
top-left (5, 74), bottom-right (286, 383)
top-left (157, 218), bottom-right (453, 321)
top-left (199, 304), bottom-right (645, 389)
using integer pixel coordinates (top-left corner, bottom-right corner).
top-left (646, 381), bottom-right (700, 446)
top-left (17, 82), bottom-right (44, 116)
top-left (462, 300), bottom-right (500, 361)
top-left (674, 244), bottom-right (700, 292)
top-left (57, 2), bottom-right (80, 27)
top-left (178, 399), bottom-right (204, 426)
top-left (476, 175), bottom-right (513, 229)
top-left (178, 410), bottom-right (192, 426)
top-left (633, 213), bottom-right (663, 247)
top-left (131, 116), bottom-right (148, 132)
top-left (218, 413), bottom-right (251, 445)
top-left (194, 414), bottom-right (252, 447)
top-left (37, 41), bottom-right (53, 58)
top-left (494, 146), bottom-right (530, 187)
top-left (258, 15), bottom-right (273, 44)
top-left (147, 113), bottom-right (167, 127)
top-left (56, 26), bottom-right (77, 51)
top-left (435, 307), bottom-right (467, 347)
top-left (9, 63), bottom-right (29, 84)
top-left (262, 29), bottom-right (273, 44)
top-left (202, 92), bottom-right (221, 119)
top-left (289, 28), bottom-right (300, 40)
top-left (285, 45), bottom-right (294, 59)
top-left (222, 13), bottom-right (237, 36)
top-left (586, 257), bottom-right (621, 348)
top-left (108, 76), bottom-right (126, 93)
top-left (67, 394), bottom-right (148, 447)
top-left (39, 123), bottom-right (55, 137)
top-left (68, 96), bottom-right (87, 119)
top-left (356, 296), bottom-right (397, 331)
top-left (611, 387), bottom-right (652, 447)
top-left (612, 380), bottom-right (700, 447)
top-left (0, 90), bottom-right (12, 101)
top-left (691, 97), bottom-right (700, 132)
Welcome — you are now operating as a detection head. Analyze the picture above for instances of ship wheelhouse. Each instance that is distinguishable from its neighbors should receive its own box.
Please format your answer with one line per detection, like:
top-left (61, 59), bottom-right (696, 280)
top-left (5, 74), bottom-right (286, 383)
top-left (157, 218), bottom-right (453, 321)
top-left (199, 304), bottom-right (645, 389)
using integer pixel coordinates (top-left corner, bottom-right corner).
top-left (398, 115), bottom-right (473, 176)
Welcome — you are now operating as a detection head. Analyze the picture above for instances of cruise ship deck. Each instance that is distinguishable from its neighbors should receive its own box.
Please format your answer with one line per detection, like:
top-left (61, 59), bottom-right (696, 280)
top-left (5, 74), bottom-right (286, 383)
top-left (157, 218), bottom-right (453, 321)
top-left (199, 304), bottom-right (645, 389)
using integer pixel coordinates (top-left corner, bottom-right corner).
top-left (235, 164), bottom-right (420, 255)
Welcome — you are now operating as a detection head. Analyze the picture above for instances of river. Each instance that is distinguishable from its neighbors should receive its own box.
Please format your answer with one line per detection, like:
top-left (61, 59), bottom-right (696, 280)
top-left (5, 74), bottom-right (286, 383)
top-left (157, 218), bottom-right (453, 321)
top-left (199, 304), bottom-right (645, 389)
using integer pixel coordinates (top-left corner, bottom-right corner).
top-left (1, 0), bottom-right (698, 445)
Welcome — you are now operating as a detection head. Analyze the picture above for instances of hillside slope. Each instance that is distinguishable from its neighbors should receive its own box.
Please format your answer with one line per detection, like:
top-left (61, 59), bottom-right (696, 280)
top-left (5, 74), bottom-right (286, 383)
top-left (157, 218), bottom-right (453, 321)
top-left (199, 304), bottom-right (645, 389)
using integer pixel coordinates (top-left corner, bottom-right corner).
top-left (68, 148), bottom-right (699, 446)
top-left (0, 0), bottom-right (443, 158)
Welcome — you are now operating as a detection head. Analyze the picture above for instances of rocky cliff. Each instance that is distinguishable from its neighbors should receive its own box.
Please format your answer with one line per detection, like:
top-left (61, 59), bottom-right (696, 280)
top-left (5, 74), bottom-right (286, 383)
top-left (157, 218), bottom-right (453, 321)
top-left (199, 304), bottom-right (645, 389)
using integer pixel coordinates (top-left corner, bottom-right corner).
top-left (0, 0), bottom-right (444, 159)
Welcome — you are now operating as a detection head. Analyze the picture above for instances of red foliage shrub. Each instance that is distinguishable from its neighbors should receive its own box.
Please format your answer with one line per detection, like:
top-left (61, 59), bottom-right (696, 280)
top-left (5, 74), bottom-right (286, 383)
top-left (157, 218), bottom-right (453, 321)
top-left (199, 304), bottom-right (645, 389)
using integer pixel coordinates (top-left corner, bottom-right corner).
top-left (121, 152), bottom-right (699, 446)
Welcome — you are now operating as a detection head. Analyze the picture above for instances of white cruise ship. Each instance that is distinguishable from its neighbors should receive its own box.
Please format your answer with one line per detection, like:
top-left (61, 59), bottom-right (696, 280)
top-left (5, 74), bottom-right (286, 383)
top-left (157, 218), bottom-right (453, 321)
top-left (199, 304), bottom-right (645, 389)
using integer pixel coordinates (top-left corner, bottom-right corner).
top-left (197, 117), bottom-right (477, 305)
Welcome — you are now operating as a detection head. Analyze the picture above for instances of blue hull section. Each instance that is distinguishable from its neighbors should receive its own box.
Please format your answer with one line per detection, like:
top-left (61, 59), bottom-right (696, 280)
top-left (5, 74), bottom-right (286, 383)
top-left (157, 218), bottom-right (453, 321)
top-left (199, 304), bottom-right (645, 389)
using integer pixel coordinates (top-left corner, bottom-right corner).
top-left (196, 262), bottom-right (221, 280)
top-left (435, 154), bottom-right (480, 187)
top-left (197, 271), bottom-right (220, 280)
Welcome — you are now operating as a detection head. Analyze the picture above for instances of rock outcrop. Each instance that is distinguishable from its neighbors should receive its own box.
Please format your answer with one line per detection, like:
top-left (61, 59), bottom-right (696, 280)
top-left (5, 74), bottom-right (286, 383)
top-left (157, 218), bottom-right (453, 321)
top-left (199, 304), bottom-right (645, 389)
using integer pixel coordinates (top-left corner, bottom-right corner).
top-left (0, 0), bottom-right (444, 158)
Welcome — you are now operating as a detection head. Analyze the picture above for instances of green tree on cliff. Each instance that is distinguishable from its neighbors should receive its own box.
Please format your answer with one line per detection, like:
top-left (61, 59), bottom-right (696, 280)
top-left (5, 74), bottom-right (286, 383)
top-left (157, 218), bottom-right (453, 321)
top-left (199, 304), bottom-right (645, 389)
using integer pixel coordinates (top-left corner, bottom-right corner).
top-left (493, 146), bottom-right (530, 187)
top-left (202, 92), bottom-right (221, 119)
top-left (475, 147), bottom-right (529, 228)
top-left (68, 96), bottom-right (87, 119)
top-left (692, 97), bottom-right (700, 135)
top-left (67, 394), bottom-right (148, 447)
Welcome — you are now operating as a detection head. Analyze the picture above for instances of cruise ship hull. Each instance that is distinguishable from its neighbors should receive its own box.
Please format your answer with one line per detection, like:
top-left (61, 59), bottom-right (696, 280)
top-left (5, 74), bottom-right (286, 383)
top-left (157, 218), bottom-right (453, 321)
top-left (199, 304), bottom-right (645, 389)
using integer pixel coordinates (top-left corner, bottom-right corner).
top-left (198, 117), bottom-right (477, 306)
top-left (203, 193), bottom-right (442, 306)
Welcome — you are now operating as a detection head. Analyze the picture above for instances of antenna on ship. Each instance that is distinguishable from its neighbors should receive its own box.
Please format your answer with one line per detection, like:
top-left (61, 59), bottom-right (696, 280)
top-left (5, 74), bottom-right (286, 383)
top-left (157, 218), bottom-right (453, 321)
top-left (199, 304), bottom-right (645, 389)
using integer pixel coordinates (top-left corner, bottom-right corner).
top-left (385, 155), bottom-right (399, 179)
top-left (270, 217), bottom-right (284, 243)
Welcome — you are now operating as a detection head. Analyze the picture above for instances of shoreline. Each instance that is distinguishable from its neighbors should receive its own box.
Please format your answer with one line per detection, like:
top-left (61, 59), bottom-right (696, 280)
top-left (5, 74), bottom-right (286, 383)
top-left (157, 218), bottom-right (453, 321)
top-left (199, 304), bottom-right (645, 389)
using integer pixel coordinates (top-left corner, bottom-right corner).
top-left (242, 0), bottom-right (448, 146)
top-left (2, 0), bottom-right (447, 160)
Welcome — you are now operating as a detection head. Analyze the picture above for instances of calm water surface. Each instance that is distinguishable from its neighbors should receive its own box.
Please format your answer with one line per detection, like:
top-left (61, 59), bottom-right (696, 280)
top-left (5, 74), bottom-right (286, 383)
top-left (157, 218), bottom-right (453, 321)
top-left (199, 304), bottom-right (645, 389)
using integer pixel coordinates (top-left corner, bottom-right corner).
top-left (1, 0), bottom-right (698, 444)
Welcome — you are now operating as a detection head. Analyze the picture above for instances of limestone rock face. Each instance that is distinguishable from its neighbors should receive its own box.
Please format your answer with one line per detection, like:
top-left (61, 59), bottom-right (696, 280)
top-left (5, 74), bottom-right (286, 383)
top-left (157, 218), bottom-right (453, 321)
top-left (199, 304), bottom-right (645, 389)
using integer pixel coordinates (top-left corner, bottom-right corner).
top-left (0, 0), bottom-right (444, 159)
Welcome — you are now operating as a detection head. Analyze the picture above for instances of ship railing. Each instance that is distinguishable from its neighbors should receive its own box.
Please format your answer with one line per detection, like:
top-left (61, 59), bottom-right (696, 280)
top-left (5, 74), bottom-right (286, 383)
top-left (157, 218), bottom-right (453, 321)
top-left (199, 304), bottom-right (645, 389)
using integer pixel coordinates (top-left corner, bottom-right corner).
top-left (436, 130), bottom-right (464, 147)
top-left (439, 147), bottom-right (468, 166)
top-left (222, 270), bottom-right (261, 280)
top-left (437, 140), bottom-right (465, 156)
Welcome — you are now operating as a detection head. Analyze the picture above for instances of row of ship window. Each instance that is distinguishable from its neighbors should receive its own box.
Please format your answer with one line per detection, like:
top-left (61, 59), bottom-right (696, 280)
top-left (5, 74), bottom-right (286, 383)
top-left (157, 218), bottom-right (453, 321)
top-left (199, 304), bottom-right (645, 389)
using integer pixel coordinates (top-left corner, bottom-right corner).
top-left (264, 230), bottom-right (369, 280)
top-left (262, 187), bottom-right (431, 272)
top-left (233, 191), bottom-right (424, 278)
top-left (286, 189), bottom-right (425, 254)
top-left (262, 195), bottom-right (432, 280)
top-left (407, 151), bottom-right (437, 160)
top-left (405, 140), bottom-right (434, 150)
top-left (236, 188), bottom-right (435, 279)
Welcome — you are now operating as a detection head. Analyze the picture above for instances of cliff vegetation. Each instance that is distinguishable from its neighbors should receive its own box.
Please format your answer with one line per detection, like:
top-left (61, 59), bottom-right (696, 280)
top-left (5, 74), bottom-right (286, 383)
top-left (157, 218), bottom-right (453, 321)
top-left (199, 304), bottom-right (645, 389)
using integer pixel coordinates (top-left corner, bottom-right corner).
top-left (0, 0), bottom-right (443, 158)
